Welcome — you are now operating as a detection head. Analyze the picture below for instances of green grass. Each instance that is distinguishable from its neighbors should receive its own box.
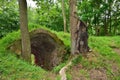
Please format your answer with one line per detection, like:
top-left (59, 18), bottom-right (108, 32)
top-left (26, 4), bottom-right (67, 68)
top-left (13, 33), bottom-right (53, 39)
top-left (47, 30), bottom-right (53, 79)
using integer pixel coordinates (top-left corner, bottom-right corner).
top-left (66, 36), bottom-right (120, 80)
top-left (89, 36), bottom-right (120, 62)
top-left (0, 52), bottom-right (47, 80)
top-left (0, 25), bottom-right (60, 80)
top-left (0, 24), bottom-right (71, 80)
top-left (0, 24), bottom-right (120, 79)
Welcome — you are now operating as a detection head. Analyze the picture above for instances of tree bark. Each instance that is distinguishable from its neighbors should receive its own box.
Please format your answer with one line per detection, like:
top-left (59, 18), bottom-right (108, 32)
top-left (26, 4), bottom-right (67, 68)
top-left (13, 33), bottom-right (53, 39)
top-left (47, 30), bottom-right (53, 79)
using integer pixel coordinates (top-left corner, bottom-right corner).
top-left (70, 0), bottom-right (89, 54)
top-left (61, 0), bottom-right (67, 32)
top-left (104, 11), bottom-right (108, 36)
top-left (108, 3), bottom-right (112, 34)
top-left (70, 0), bottom-right (78, 54)
top-left (18, 0), bottom-right (31, 62)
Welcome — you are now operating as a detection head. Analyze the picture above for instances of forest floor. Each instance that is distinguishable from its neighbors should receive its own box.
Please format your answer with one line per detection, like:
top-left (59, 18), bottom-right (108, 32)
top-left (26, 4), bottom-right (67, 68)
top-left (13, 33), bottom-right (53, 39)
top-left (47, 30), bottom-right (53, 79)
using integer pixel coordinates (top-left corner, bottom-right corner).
top-left (0, 29), bottom-right (120, 80)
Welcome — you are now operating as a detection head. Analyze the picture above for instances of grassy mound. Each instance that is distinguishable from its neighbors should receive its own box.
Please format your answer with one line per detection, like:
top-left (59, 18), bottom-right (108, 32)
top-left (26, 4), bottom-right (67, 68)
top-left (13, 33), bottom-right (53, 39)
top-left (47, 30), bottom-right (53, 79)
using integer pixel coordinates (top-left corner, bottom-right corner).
top-left (0, 24), bottom-right (120, 80)
top-left (0, 25), bottom-right (65, 80)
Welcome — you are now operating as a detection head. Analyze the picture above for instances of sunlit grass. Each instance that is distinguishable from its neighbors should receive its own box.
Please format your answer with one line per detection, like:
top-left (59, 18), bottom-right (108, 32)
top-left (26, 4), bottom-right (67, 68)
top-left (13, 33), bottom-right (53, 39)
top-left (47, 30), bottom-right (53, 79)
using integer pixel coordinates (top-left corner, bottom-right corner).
top-left (0, 24), bottom-right (120, 79)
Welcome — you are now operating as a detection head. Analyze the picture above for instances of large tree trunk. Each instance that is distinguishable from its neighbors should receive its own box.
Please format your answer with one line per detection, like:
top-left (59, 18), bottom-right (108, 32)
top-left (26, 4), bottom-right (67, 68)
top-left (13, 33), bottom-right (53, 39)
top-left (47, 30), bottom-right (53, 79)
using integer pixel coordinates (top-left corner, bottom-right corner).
top-left (70, 0), bottom-right (78, 54)
top-left (76, 19), bottom-right (90, 53)
top-left (18, 0), bottom-right (31, 62)
top-left (70, 0), bottom-right (89, 54)
top-left (61, 0), bottom-right (67, 32)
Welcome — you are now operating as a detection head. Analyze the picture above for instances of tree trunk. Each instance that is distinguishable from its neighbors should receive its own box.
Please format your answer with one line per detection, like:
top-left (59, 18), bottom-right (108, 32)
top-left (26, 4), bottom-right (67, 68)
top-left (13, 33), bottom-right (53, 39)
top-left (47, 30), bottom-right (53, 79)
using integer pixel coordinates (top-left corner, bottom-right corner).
top-left (104, 12), bottom-right (108, 36)
top-left (104, 0), bottom-right (108, 36)
top-left (109, 3), bottom-right (112, 34)
top-left (70, 0), bottom-right (78, 54)
top-left (18, 0), bottom-right (31, 62)
top-left (61, 0), bottom-right (67, 32)
top-left (70, 0), bottom-right (89, 54)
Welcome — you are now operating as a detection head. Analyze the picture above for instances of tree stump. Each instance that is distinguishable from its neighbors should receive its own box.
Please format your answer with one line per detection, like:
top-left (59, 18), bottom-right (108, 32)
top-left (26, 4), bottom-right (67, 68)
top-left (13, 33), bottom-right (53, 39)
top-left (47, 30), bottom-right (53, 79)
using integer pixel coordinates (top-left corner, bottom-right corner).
top-left (7, 28), bottom-right (65, 70)
top-left (75, 19), bottom-right (90, 54)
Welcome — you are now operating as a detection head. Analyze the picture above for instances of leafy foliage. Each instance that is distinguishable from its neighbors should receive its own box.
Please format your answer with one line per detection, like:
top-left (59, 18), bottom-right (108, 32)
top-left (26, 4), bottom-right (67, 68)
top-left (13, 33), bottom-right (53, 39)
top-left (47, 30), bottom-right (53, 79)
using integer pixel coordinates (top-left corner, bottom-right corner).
top-left (0, 0), bottom-right (19, 38)
top-left (77, 0), bottom-right (120, 35)
top-left (32, 0), bottom-right (70, 31)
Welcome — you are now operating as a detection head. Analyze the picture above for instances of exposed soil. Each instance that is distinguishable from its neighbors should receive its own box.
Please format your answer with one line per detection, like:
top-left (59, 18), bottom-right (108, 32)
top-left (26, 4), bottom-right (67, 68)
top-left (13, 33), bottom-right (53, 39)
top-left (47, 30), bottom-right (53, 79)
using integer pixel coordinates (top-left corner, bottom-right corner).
top-left (100, 58), bottom-right (120, 79)
top-left (111, 63), bottom-right (120, 77)
top-left (89, 68), bottom-right (107, 80)
top-left (113, 48), bottom-right (120, 55)
top-left (87, 52), bottom-right (108, 80)
top-left (109, 44), bottom-right (120, 78)
top-left (60, 48), bottom-right (120, 80)
top-left (109, 43), bottom-right (120, 55)
top-left (69, 64), bottom-right (87, 80)
top-left (67, 52), bottom-right (109, 80)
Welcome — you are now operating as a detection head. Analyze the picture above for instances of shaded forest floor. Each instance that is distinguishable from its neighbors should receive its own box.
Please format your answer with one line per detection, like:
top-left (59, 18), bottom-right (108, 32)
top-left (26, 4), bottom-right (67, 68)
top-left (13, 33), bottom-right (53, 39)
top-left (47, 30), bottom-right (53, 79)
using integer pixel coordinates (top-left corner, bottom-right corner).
top-left (0, 28), bottom-right (120, 80)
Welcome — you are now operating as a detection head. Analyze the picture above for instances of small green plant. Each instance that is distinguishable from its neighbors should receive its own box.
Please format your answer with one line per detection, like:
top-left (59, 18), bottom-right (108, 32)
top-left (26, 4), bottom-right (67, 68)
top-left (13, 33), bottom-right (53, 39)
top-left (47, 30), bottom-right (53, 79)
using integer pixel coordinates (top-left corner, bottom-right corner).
top-left (56, 75), bottom-right (61, 80)
top-left (66, 73), bottom-right (72, 80)
top-left (72, 55), bottom-right (82, 65)
top-left (53, 63), bottom-right (66, 73)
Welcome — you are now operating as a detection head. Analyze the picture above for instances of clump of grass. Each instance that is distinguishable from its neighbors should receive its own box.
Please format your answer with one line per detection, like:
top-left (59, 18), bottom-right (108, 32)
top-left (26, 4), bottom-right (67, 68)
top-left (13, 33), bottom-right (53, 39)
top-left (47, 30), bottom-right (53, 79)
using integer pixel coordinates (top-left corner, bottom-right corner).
top-left (72, 55), bottom-right (82, 65)
top-left (66, 73), bottom-right (72, 80)
top-left (0, 51), bottom-right (48, 80)
top-left (53, 63), bottom-right (66, 73)
top-left (0, 31), bottom-right (20, 51)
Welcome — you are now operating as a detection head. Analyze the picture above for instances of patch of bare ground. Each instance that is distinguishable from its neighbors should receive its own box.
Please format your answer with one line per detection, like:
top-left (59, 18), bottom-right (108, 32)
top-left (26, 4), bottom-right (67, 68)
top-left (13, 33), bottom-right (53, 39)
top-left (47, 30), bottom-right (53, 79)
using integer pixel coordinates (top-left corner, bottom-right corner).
top-left (69, 64), bottom-right (88, 80)
top-left (69, 51), bottom-right (109, 80)
top-left (69, 51), bottom-right (98, 80)
top-left (89, 68), bottom-right (107, 80)
top-left (45, 73), bottom-right (57, 80)
top-left (63, 50), bottom-right (120, 80)
top-left (109, 43), bottom-right (120, 55)
top-left (111, 63), bottom-right (120, 76)
top-left (106, 61), bottom-right (120, 79)
top-left (85, 51), bottom-right (99, 63)
top-left (113, 48), bottom-right (120, 55)
top-left (88, 48), bottom-right (120, 79)
top-left (109, 45), bottom-right (120, 78)
top-left (86, 52), bottom-right (108, 80)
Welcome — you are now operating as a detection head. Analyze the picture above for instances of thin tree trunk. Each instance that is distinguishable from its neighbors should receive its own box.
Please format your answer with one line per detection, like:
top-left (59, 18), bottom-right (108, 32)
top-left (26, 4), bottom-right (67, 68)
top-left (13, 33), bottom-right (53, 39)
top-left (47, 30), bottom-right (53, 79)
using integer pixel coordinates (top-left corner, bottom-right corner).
top-left (104, 12), bottom-right (108, 36)
top-left (61, 0), bottom-right (67, 32)
top-left (18, 0), bottom-right (31, 62)
top-left (70, 0), bottom-right (78, 54)
top-left (109, 4), bottom-right (112, 34)
top-left (104, 0), bottom-right (108, 36)
top-left (114, 15), bottom-right (117, 35)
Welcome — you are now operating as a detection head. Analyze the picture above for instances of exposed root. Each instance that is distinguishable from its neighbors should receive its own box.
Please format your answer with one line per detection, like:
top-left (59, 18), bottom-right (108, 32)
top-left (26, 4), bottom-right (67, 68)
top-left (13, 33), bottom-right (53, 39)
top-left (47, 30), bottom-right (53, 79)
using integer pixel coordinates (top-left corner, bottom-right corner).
top-left (59, 61), bottom-right (72, 80)
top-left (59, 55), bottom-right (79, 80)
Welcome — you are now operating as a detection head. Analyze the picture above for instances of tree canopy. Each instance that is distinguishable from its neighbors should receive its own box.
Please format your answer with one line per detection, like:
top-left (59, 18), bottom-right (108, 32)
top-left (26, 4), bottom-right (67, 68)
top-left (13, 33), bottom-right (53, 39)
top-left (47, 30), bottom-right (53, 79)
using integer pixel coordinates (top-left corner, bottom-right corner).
top-left (0, 0), bottom-right (120, 37)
